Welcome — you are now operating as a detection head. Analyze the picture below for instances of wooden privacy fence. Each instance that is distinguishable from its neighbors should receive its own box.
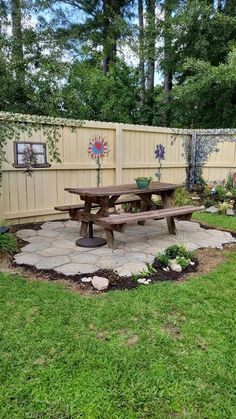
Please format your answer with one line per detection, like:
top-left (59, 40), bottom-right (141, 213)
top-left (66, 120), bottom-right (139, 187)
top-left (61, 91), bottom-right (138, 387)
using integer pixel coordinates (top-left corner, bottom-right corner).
top-left (0, 116), bottom-right (236, 224)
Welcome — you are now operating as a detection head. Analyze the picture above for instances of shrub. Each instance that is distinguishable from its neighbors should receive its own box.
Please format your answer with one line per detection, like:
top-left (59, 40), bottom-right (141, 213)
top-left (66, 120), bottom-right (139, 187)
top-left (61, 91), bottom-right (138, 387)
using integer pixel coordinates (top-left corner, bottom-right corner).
top-left (173, 188), bottom-right (192, 206)
top-left (216, 184), bottom-right (226, 199)
top-left (218, 201), bottom-right (231, 214)
top-left (225, 170), bottom-right (236, 191)
top-left (204, 197), bottom-right (215, 208)
top-left (0, 233), bottom-right (18, 256)
top-left (156, 252), bottom-right (169, 267)
top-left (165, 244), bottom-right (194, 260)
top-left (175, 255), bottom-right (190, 269)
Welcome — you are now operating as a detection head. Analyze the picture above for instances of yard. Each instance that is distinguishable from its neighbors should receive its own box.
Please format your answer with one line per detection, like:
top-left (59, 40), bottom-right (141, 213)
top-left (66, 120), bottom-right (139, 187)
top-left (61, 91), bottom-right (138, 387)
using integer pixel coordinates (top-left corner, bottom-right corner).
top-left (1, 246), bottom-right (236, 418)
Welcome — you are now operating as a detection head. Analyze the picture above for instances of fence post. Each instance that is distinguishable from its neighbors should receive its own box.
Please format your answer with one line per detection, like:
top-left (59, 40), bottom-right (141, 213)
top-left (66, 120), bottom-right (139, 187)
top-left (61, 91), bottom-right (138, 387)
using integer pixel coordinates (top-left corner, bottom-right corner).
top-left (115, 124), bottom-right (123, 185)
top-left (188, 129), bottom-right (197, 190)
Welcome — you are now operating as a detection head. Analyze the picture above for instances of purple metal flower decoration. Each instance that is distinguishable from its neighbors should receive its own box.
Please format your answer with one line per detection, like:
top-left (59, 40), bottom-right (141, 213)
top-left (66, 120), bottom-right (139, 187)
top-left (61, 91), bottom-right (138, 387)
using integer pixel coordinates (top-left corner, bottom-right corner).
top-left (155, 144), bottom-right (165, 161)
top-left (155, 144), bottom-right (165, 181)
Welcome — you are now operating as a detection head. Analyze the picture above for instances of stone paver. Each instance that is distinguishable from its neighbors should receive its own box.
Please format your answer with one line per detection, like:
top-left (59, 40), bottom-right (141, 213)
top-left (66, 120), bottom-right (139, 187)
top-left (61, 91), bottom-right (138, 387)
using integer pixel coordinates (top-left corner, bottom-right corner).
top-left (55, 263), bottom-right (97, 275)
top-left (14, 252), bottom-right (43, 266)
top-left (115, 262), bottom-right (147, 277)
top-left (21, 242), bottom-right (50, 252)
top-left (16, 229), bottom-right (37, 239)
top-left (41, 221), bottom-right (65, 230)
top-left (14, 219), bottom-right (236, 276)
top-left (36, 256), bottom-right (70, 270)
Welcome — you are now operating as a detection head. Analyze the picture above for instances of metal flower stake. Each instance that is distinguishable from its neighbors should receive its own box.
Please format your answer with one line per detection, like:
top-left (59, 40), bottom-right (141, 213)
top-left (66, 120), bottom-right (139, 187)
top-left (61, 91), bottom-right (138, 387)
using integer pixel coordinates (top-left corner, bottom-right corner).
top-left (88, 136), bottom-right (108, 186)
top-left (155, 144), bottom-right (165, 181)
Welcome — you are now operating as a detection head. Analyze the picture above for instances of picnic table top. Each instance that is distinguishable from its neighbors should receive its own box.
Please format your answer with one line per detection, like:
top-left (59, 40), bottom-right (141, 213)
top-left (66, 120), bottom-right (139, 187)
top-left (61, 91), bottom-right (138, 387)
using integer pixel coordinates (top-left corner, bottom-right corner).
top-left (65, 182), bottom-right (182, 198)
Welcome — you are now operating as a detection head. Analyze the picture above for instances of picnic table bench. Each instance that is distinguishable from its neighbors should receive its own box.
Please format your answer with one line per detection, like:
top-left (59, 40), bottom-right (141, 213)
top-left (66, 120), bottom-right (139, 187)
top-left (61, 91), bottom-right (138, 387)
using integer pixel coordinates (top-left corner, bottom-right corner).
top-left (59, 182), bottom-right (204, 249)
top-left (54, 196), bottom-right (142, 218)
top-left (78, 205), bottom-right (204, 248)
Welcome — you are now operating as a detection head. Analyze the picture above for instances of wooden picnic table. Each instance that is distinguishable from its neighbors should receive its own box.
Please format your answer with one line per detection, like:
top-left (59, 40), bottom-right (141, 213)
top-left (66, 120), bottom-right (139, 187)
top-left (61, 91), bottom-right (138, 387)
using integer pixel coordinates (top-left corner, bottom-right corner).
top-left (65, 182), bottom-right (182, 240)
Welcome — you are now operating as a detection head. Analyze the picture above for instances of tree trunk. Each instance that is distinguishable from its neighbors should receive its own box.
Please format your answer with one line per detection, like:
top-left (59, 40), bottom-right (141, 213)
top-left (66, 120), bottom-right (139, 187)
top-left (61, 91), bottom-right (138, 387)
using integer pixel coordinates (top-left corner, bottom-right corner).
top-left (102, 0), bottom-right (117, 75)
top-left (146, 0), bottom-right (155, 94)
top-left (11, 0), bottom-right (25, 85)
top-left (138, 0), bottom-right (145, 102)
top-left (163, 0), bottom-right (173, 127)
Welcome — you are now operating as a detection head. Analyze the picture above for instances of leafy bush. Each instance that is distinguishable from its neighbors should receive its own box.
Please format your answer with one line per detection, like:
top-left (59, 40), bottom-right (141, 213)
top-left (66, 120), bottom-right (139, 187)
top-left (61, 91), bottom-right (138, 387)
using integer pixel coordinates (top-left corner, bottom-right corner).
top-left (175, 255), bottom-right (190, 269)
top-left (204, 197), bottom-right (215, 208)
top-left (216, 184), bottom-right (226, 199)
top-left (156, 252), bottom-right (169, 267)
top-left (0, 233), bottom-right (18, 256)
top-left (173, 188), bottom-right (192, 206)
top-left (165, 244), bottom-right (194, 260)
top-left (218, 201), bottom-right (231, 214)
top-left (225, 170), bottom-right (236, 191)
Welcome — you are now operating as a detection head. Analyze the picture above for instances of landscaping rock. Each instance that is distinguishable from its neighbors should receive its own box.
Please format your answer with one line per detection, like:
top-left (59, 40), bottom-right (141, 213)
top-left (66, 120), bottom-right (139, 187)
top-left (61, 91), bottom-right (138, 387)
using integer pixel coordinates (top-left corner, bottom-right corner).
top-left (114, 262), bottom-right (146, 277)
top-left (206, 206), bottom-right (219, 214)
top-left (137, 278), bottom-right (151, 285)
top-left (169, 260), bottom-right (182, 272)
top-left (226, 209), bottom-right (234, 216)
top-left (92, 276), bottom-right (109, 291)
top-left (81, 277), bottom-right (92, 283)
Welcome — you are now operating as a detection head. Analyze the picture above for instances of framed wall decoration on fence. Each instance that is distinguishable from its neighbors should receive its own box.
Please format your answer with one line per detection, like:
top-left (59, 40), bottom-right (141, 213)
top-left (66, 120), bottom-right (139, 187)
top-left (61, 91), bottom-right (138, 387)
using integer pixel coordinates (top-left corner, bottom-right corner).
top-left (13, 142), bottom-right (51, 169)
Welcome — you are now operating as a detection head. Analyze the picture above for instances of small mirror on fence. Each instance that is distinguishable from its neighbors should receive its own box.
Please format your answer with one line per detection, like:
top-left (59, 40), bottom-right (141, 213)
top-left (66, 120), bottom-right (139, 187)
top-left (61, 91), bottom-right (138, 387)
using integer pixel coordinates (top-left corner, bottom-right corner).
top-left (13, 141), bottom-right (51, 175)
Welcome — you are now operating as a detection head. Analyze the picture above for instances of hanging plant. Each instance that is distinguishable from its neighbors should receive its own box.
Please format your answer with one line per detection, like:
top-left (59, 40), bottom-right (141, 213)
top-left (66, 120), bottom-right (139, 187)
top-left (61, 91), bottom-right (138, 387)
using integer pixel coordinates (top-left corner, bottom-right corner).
top-left (0, 112), bottom-right (82, 187)
top-left (88, 136), bottom-right (108, 186)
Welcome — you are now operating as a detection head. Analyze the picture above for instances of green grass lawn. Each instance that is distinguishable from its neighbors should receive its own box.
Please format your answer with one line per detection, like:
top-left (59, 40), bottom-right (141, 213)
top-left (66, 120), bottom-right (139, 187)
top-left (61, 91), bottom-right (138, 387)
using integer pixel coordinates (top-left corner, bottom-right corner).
top-left (0, 253), bottom-right (236, 419)
top-left (192, 212), bottom-right (236, 232)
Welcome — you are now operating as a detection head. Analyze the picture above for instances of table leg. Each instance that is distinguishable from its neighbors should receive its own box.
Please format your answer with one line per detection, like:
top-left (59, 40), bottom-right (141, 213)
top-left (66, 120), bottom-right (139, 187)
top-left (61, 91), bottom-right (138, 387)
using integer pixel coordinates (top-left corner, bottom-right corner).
top-left (137, 192), bottom-right (154, 225)
top-left (80, 200), bottom-right (92, 236)
top-left (161, 192), bottom-right (176, 235)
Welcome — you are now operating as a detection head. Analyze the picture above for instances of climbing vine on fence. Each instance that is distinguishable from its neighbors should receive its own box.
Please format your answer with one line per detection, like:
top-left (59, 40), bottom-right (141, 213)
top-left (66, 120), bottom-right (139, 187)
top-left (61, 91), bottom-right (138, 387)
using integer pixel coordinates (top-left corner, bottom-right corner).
top-left (0, 112), bottom-right (82, 187)
top-left (171, 128), bottom-right (236, 190)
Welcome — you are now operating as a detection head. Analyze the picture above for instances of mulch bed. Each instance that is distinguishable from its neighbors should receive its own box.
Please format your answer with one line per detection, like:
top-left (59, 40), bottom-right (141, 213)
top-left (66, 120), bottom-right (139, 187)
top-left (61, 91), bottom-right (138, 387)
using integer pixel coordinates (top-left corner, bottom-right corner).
top-left (10, 256), bottom-right (199, 292)
top-left (1, 218), bottom-right (234, 293)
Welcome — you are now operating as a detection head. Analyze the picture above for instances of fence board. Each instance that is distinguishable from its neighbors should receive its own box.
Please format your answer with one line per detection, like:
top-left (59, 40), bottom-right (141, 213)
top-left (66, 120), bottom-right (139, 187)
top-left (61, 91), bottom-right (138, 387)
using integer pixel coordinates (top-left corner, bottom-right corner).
top-left (0, 119), bottom-right (235, 224)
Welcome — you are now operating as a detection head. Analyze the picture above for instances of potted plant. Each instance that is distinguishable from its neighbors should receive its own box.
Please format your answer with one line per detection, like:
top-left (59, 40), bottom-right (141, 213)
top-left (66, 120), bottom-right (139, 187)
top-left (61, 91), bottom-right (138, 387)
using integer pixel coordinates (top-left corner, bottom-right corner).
top-left (135, 176), bottom-right (152, 189)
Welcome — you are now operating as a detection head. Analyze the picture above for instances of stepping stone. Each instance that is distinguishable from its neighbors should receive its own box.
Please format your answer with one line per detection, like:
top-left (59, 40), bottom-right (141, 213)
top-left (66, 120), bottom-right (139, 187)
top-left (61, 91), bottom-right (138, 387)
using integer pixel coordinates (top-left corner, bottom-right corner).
top-left (115, 262), bottom-right (147, 277)
top-left (37, 230), bottom-right (59, 238)
top-left (36, 256), bottom-right (70, 270)
top-left (16, 229), bottom-right (37, 239)
top-left (64, 220), bottom-right (80, 228)
top-left (55, 263), bottom-right (97, 275)
top-left (41, 222), bottom-right (65, 230)
top-left (38, 247), bottom-right (73, 257)
top-left (21, 242), bottom-right (50, 252)
top-left (14, 253), bottom-right (43, 266)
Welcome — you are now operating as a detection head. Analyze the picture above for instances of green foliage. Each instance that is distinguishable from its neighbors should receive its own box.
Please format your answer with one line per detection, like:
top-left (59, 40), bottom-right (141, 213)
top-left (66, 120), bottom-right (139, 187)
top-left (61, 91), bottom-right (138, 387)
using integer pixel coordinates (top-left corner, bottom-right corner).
top-left (165, 244), bottom-right (194, 261)
top-left (0, 233), bottom-right (18, 256)
top-left (175, 255), bottom-right (190, 270)
top-left (156, 252), bottom-right (169, 268)
top-left (203, 197), bottom-right (215, 209)
top-left (218, 201), bottom-right (231, 214)
top-left (62, 61), bottom-right (139, 123)
top-left (225, 170), bottom-right (236, 190)
top-left (173, 188), bottom-right (192, 206)
top-left (216, 184), bottom-right (226, 198)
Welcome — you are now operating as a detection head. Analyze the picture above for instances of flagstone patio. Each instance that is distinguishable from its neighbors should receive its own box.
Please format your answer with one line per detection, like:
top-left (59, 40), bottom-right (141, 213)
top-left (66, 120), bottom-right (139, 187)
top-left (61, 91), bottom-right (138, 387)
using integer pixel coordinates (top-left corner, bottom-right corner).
top-left (14, 219), bottom-right (235, 276)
